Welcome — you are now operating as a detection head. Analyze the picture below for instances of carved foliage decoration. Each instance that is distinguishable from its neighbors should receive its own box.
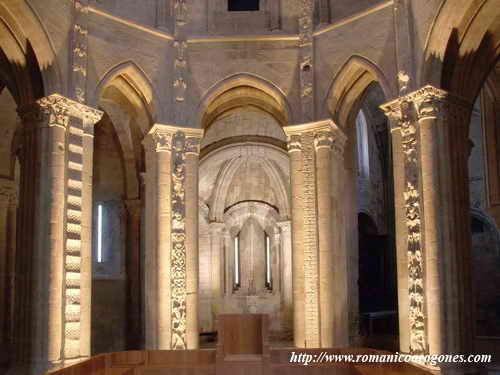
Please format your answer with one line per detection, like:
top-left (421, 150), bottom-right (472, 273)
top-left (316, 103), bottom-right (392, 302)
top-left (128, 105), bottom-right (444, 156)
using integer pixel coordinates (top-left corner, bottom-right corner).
top-left (299, 0), bottom-right (314, 121)
top-left (72, 1), bottom-right (90, 103)
top-left (171, 131), bottom-right (187, 349)
top-left (399, 100), bottom-right (426, 355)
top-left (173, 1), bottom-right (189, 109)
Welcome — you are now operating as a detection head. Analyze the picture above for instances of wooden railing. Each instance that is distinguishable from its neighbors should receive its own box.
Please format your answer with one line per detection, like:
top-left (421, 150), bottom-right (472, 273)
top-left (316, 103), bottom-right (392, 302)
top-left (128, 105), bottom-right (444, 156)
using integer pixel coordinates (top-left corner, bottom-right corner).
top-left (47, 315), bottom-right (433, 375)
top-left (46, 348), bottom-right (434, 375)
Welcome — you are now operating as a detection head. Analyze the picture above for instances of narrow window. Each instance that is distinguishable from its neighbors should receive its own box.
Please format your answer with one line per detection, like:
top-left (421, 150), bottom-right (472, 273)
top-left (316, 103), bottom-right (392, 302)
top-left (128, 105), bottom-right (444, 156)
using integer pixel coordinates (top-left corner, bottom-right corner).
top-left (234, 233), bottom-right (240, 289)
top-left (356, 110), bottom-right (370, 178)
top-left (97, 204), bottom-right (104, 263)
top-left (228, 0), bottom-right (259, 11)
top-left (265, 233), bottom-right (272, 290)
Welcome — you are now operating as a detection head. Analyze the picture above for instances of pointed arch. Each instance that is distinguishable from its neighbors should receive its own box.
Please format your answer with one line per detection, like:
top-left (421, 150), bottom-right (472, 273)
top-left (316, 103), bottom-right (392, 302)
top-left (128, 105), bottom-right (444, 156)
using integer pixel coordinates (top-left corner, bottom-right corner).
top-left (421, 0), bottom-right (500, 101)
top-left (94, 60), bottom-right (160, 128)
top-left (0, 0), bottom-right (61, 104)
top-left (197, 73), bottom-right (294, 129)
top-left (324, 55), bottom-right (394, 128)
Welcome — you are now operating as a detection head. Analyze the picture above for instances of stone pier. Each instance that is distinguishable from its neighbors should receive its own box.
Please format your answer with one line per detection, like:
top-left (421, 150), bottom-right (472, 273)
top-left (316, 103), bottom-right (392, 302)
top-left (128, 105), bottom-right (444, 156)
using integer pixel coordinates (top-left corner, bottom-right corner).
top-left (284, 119), bottom-right (347, 348)
top-left (143, 124), bottom-right (203, 350)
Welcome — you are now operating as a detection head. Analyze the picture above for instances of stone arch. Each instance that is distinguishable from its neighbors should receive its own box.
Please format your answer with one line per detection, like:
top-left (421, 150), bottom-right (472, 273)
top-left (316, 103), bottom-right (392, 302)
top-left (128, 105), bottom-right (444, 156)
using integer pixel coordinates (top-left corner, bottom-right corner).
top-left (94, 60), bottom-right (160, 129)
top-left (95, 61), bottom-right (160, 199)
top-left (422, 0), bottom-right (500, 101)
top-left (197, 73), bottom-right (293, 129)
top-left (324, 55), bottom-right (394, 127)
top-left (0, 0), bottom-right (61, 103)
top-left (204, 143), bottom-right (290, 222)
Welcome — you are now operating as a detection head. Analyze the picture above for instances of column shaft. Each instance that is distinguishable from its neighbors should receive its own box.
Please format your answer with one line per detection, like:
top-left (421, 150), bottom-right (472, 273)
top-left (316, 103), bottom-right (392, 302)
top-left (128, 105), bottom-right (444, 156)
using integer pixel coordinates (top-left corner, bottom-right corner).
top-left (278, 222), bottom-right (293, 338)
top-left (389, 122), bottom-right (410, 353)
top-left (157, 150), bottom-right (172, 349)
top-left (315, 135), bottom-right (334, 347)
top-left (288, 141), bottom-right (305, 347)
top-left (185, 140), bottom-right (200, 349)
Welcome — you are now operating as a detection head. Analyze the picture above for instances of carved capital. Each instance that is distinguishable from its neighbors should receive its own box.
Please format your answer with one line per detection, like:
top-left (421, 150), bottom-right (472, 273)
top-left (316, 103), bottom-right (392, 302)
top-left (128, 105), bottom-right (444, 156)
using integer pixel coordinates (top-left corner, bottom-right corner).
top-left (185, 137), bottom-right (201, 155)
top-left (18, 94), bottom-right (103, 132)
top-left (19, 94), bottom-right (72, 129)
top-left (144, 125), bottom-right (174, 152)
top-left (287, 135), bottom-right (302, 153)
top-left (277, 220), bottom-right (291, 233)
top-left (314, 131), bottom-right (334, 151)
top-left (381, 85), bottom-right (470, 124)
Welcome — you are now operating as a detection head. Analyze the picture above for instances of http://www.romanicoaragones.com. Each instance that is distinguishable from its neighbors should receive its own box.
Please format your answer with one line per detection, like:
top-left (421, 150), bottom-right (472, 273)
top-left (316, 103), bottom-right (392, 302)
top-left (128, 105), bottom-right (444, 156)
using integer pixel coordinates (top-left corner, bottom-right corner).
top-left (289, 351), bottom-right (492, 367)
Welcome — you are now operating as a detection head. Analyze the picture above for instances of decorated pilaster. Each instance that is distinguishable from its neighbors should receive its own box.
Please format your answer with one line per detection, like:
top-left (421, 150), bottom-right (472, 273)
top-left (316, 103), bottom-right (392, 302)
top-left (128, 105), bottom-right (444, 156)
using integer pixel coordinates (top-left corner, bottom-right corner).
top-left (143, 124), bottom-right (203, 350)
top-left (381, 86), bottom-right (475, 363)
top-left (12, 94), bottom-right (102, 374)
top-left (284, 119), bottom-right (347, 348)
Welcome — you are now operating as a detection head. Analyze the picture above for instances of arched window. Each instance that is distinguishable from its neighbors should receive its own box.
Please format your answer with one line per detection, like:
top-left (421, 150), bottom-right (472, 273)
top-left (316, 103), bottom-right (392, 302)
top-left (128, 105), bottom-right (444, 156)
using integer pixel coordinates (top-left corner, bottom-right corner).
top-left (234, 233), bottom-right (241, 290)
top-left (228, 0), bottom-right (259, 11)
top-left (97, 203), bottom-right (104, 263)
top-left (264, 232), bottom-right (272, 290)
top-left (356, 110), bottom-right (370, 178)
top-left (93, 200), bottom-right (125, 278)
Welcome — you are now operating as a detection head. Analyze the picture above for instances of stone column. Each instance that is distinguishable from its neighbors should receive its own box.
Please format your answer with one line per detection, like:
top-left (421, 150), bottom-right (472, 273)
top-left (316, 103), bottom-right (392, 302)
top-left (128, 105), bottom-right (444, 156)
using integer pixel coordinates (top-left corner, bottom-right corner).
top-left (209, 223), bottom-right (225, 331)
top-left (125, 199), bottom-right (142, 349)
top-left (284, 119), bottom-right (347, 348)
top-left (277, 221), bottom-right (293, 338)
top-left (0, 178), bottom-right (15, 367)
top-left (209, 223), bottom-right (225, 294)
top-left (143, 124), bottom-right (203, 350)
top-left (184, 136), bottom-right (201, 349)
top-left (381, 86), bottom-right (474, 365)
top-left (12, 94), bottom-right (102, 374)
top-left (385, 114), bottom-right (410, 353)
